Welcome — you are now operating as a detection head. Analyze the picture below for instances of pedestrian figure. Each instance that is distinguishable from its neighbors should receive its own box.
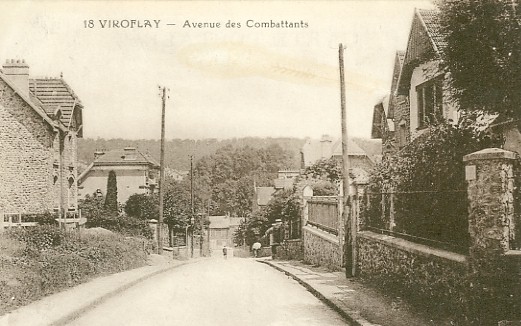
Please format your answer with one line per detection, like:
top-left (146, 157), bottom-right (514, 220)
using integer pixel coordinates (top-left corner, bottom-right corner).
top-left (222, 245), bottom-right (228, 259)
top-left (252, 241), bottom-right (261, 258)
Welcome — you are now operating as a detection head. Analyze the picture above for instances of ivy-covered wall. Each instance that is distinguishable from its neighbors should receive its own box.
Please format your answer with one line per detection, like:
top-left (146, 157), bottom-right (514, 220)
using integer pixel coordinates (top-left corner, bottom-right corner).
top-left (357, 231), bottom-right (469, 320)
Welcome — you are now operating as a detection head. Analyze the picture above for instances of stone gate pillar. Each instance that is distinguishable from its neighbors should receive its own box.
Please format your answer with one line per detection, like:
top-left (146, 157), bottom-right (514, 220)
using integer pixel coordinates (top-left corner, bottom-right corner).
top-left (463, 148), bottom-right (519, 323)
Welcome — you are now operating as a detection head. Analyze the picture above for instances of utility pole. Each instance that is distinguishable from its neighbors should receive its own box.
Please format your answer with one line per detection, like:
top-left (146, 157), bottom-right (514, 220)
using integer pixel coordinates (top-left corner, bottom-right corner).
top-left (339, 43), bottom-right (355, 277)
top-left (158, 86), bottom-right (168, 255)
top-left (190, 155), bottom-right (194, 258)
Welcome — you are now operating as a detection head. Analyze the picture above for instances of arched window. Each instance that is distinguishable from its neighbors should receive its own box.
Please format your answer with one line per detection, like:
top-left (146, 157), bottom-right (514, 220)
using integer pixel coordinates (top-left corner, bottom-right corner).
top-left (68, 177), bottom-right (75, 208)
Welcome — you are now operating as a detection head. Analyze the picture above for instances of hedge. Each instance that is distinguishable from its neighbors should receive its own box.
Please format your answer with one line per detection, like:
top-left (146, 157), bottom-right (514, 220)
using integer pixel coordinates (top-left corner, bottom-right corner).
top-left (0, 226), bottom-right (149, 315)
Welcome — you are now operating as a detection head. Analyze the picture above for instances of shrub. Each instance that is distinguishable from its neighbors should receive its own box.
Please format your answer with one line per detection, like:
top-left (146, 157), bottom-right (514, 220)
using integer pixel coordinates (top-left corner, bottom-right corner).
top-left (86, 215), bottom-right (153, 239)
top-left (365, 121), bottom-right (499, 249)
top-left (124, 193), bottom-right (158, 220)
top-left (7, 225), bottom-right (65, 251)
top-left (0, 228), bottom-right (148, 315)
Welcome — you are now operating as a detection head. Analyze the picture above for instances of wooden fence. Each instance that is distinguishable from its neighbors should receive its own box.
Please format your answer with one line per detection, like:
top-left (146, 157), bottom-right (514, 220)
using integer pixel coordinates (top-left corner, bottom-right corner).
top-left (307, 196), bottom-right (340, 235)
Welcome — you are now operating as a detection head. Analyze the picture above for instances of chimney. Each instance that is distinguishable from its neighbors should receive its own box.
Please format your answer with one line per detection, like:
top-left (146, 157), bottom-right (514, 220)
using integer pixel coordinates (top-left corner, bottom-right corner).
top-left (320, 134), bottom-right (333, 159)
top-left (2, 59), bottom-right (29, 95)
top-left (124, 147), bottom-right (137, 161)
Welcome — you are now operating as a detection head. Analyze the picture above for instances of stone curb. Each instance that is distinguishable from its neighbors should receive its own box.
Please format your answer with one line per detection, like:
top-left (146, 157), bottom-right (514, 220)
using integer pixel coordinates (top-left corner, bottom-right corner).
top-left (259, 260), bottom-right (376, 326)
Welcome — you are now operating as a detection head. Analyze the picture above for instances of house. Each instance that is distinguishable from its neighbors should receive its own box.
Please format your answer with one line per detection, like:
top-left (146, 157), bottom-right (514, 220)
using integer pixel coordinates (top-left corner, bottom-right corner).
top-left (0, 59), bottom-right (83, 226)
top-left (371, 9), bottom-right (460, 152)
top-left (78, 147), bottom-right (160, 205)
top-left (397, 8), bottom-right (458, 140)
top-left (207, 215), bottom-right (243, 254)
top-left (274, 169), bottom-right (300, 190)
top-left (300, 135), bottom-right (381, 172)
top-left (371, 51), bottom-right (411, 154)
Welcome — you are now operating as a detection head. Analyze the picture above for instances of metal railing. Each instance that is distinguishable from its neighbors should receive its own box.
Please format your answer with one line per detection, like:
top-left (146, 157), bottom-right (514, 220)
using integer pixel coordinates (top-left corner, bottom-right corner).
top-left (363, 190), bottom-right (469, 253)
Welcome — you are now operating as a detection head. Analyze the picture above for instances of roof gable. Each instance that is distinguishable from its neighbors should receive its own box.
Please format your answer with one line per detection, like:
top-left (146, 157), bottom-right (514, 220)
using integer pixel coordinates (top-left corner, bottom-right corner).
top-left (397, 8), bottom-right (445, 95)
top-left (0, 72), bottom-right (59, 130)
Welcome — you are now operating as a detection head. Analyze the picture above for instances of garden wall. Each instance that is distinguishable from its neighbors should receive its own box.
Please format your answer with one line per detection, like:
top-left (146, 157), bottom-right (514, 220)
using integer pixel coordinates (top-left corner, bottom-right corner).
top-left (277, 239), bottom-right (303, 260)
top-left (303, 226), bottom-right (343, 270)
top-left (357, 231), bottom-right (468, 318)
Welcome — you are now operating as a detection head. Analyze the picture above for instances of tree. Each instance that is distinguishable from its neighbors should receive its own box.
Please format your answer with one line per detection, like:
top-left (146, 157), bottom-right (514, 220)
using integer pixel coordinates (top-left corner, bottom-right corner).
top-left (79, 192), bottom-right (106, 222)
top-left (302, 158), bottom-right (342, 195)
top-left (195, 144), bottom-right (294, 217)
top-left (438, 0), bottom-right (521, 118)
top-left (303, 158), bottom-right (342, 182)
top-left (124, 194), bottom-right (158, 220)
top-left (104, 170), bottom-right (118, 213)
top-left (163, 179), bottom-right (193, 231)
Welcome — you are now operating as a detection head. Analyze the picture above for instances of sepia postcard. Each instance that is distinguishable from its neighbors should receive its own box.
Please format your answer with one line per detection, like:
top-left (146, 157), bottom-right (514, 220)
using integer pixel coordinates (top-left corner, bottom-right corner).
top-left (3, 0), bottom-right (516, 325)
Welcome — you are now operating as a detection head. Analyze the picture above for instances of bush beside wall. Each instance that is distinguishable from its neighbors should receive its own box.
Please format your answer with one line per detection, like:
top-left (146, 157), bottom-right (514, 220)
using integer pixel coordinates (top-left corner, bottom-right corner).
top-left (0, 226), bottom-right (148, 315)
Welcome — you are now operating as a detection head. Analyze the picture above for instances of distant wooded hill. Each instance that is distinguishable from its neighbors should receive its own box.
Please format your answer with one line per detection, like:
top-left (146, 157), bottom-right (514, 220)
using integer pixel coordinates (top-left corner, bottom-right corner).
top-left (78, 137), bottom-right (308, 171)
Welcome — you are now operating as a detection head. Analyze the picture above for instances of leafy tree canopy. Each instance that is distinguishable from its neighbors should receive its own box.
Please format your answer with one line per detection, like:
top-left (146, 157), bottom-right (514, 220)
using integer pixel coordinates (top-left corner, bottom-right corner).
top-left (195, 144), bottom-right (293, 216)
top-left (124, 193), bottom-right (158, 220)
top-left (438, 0), bottom-right (521, 118)
top-left (303, 158), bottom-right (342, 182)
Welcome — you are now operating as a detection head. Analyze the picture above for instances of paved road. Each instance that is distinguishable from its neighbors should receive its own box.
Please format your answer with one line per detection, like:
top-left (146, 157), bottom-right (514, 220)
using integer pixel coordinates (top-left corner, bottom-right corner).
top-left (67, 258), bottom-right (349, 326)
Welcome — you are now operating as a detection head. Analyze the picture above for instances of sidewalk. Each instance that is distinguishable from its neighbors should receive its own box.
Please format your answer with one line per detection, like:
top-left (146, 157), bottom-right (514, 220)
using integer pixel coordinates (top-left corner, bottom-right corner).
top-left (260, 259), bottom-right (436, 326)
top-left (0, 255), bottom-right (200, 326)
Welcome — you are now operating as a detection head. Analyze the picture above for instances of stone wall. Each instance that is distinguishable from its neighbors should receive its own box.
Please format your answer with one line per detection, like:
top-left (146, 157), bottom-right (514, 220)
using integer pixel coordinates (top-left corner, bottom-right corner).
top-left (357, 231), bottom-right (468, 318)
top-left (464, 149), bottom-right (521, 323)
top-left (0, 78), bottom-right (55, 213)
top-left (277, 239), bottom-right (303, 260)
top-left (0, 76), bottom-right (78, 218)
top-left (303, 225), bottom-right (343, 270)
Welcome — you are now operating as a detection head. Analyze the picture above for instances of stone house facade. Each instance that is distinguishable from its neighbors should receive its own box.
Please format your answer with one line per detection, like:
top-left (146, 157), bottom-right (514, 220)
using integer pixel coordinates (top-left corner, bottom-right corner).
top-left (78, 147), bottom-right (160, 205)
top-left (0, 59), bottom-right (83, 223)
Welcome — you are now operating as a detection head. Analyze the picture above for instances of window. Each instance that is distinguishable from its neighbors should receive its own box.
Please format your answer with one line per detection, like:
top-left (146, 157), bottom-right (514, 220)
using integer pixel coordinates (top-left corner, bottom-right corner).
top-left (416, 78), bottom-right (443, 129)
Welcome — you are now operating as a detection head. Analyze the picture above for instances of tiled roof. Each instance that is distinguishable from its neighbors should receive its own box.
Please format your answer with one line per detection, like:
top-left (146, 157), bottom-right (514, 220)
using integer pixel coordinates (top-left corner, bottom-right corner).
top-left (256, 187), bottom-right (276, 206)
top-left (301, 136), bottom-right (368, 167)
top-left (93, 149), bottom-right (160, 167)
top-left (29, 78), bottom-right (82, 125)
top-left (330, 138), bottom-right (369, 157)
top-left (397, 8), bottom-right (446, 95)
top-left (417, 9), bottom-right (446, 52)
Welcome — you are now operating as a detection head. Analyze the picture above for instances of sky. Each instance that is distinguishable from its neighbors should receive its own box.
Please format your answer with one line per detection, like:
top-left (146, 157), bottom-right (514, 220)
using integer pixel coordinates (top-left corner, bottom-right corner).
top-left (0, 0), bottom-right (434, 140)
